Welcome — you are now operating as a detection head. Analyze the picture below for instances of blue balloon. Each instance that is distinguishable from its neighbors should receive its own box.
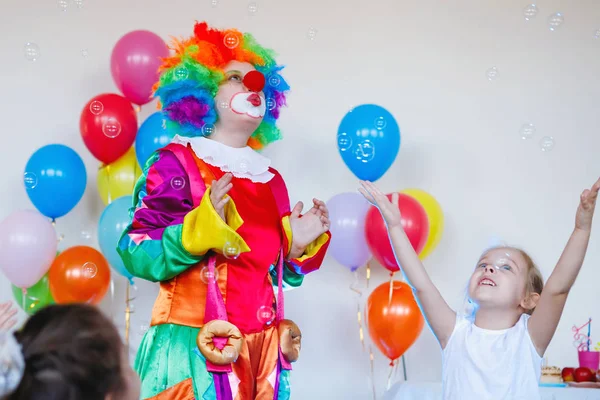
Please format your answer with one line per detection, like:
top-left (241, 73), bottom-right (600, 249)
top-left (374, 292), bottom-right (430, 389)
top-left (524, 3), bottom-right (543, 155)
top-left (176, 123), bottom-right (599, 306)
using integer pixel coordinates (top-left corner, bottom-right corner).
top-left (24, 144), bottom-right (87, 219)
top-left (135, 112), bottom-right (175, 168)
top-left (337, 104), bottom-right (401, 181)
top-left (98, 196), bottom-right (134, 283)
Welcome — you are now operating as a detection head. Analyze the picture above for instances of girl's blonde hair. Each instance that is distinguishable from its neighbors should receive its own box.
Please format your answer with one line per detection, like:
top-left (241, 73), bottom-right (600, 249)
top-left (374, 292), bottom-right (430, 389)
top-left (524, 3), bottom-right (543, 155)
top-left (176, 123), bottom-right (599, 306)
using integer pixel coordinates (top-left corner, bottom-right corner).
top-left (513, 248), bottom-right (544, 314)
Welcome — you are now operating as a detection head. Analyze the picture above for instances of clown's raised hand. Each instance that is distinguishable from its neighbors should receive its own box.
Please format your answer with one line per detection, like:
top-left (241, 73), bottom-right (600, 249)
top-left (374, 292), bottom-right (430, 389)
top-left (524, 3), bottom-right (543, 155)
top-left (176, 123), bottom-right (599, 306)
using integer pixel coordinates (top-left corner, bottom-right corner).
top-left (576, 177), bottom-right (600, 232)
top-left (210, 173), bottom-right (233, 222)
top-left (288, 199), bottom-right (330, 260)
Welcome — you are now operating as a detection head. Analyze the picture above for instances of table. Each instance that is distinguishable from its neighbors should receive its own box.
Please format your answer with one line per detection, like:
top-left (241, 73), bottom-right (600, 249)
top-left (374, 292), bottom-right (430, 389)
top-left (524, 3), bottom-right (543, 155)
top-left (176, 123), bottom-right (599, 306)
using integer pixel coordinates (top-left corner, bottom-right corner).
top-left (383, 382), bottom-right (600, 400)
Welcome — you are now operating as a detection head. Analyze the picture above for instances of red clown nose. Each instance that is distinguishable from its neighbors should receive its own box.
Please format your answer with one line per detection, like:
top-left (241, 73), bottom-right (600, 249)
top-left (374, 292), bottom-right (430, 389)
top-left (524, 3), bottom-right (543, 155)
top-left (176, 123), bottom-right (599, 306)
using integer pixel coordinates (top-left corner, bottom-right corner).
top-left (243, 70), bottom-right (265, 92)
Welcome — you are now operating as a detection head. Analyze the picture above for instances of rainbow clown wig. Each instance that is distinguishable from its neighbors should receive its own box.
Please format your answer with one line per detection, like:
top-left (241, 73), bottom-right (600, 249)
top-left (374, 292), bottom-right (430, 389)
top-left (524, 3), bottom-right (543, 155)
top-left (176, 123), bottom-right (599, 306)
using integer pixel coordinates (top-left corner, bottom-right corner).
top-left (153, 22), bottom-right (290, 150)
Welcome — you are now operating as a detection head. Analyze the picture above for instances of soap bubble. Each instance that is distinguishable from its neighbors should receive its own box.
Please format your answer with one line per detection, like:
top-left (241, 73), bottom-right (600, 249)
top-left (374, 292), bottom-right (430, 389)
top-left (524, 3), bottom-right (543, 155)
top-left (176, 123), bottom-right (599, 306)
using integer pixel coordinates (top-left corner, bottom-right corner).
top-left (24, 172), bottom-right (37, 189)
top-left (523, 4), bottom-right (538, 21)
top-left (486, 66), bottom-right (499, 81)
top-left (257, 305), bottom-right (275, 325)
top-left (548, 13), bottom-right (564, 31)
top-left (24, 43), bottom-right (40, 61)
top-left (102, 119), bottom-right (121, 138)
top-left (82, 262), bottom-right (97, 278)
top-left (519, 123), bottom-right (536, 140)
top-left (539, 136), bottom-right (555, 152)
top-left (223, 242), bottom-right (241, 259)
top-left (170, 176), bottom-right (186, 190)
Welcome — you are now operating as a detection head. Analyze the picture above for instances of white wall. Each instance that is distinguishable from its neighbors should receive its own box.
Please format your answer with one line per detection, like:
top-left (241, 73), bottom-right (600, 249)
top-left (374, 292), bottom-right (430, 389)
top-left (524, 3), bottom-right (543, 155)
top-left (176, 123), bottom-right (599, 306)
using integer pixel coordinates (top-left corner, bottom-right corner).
top-left (1, 0), bottom-right (600, 398)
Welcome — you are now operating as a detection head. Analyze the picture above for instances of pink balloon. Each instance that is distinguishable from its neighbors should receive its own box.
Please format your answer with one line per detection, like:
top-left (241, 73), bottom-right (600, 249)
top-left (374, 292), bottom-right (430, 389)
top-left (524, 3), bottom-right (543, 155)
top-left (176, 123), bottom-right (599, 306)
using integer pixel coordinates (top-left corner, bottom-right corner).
top-left (110, 30), bottom-right (169, 106)
top-left (0, 210), bottom-right (57, 288)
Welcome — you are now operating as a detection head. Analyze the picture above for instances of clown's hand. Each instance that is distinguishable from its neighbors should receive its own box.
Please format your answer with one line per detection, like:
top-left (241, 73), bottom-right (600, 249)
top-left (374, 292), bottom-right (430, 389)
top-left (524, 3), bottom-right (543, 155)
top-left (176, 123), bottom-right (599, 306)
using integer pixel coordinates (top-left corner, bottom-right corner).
top-left (288, 200), bottom-right (330, 260)
top-left (210, 173), bottom-right (233, 222)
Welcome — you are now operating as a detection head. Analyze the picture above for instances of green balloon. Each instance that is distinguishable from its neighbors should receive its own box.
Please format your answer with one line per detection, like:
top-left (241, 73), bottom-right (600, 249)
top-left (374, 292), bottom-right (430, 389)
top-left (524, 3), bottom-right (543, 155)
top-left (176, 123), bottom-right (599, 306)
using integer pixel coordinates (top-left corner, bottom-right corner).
top-left (12, 273), bottom-right (55, 315)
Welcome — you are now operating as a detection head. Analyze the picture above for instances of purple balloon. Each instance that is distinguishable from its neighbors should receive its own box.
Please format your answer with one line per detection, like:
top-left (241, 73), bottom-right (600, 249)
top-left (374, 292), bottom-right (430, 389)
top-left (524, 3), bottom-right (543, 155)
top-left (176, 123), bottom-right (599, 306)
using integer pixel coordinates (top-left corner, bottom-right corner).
top-left (0, 210), bottom-right (57, 288)
top-left (110, 30), bottom-right (169, 106)
top-left (326, 192), bottom-right (372, 271)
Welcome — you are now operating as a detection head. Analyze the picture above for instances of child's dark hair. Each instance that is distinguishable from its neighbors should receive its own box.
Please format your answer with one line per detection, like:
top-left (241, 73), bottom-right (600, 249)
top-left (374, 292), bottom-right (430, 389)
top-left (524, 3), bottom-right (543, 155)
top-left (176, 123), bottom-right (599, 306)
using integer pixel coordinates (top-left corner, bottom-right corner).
top-left (5, 304), bottom-right (126, 400)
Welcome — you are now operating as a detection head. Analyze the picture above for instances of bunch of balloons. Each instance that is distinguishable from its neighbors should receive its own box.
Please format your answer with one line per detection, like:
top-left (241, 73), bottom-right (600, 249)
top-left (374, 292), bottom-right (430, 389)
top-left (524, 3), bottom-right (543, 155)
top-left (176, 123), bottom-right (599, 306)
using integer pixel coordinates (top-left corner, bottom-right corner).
top-left (78, 30), bottom-right (174, 284)
top-left (327, 189), bottom-right (443, 271)
top-left (331, 104), bottom-right (444, 365)
top-left (3, 129), bottom-right (110, 310)
top-left (0, 30), bottom-right (176, 313)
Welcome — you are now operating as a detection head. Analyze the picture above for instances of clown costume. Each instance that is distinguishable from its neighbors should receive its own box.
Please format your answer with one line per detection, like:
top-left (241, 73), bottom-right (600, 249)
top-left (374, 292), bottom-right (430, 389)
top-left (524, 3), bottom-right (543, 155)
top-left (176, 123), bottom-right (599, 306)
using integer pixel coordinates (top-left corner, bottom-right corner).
top-left (117, 22), bottom-right (331, 400)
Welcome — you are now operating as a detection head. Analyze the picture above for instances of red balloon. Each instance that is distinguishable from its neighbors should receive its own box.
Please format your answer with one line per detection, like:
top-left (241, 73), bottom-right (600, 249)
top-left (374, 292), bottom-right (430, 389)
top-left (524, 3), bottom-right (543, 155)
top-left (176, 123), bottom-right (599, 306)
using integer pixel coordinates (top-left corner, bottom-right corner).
top-left (48, 246), bottom-right (111, 305)
top-left (365, 193), bottom-right (429, 272)
top-left (366, 280), bottom-right (424, 361)
top-left (80, 93), bottom-right (138, 164)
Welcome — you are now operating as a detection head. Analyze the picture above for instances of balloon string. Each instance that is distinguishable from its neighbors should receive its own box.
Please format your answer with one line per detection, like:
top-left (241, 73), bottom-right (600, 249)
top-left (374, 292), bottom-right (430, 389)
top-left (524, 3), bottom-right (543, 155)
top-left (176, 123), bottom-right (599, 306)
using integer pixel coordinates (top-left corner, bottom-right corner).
top-left (50, 219), bottom-right (65, 245)
top-left (366, 260), bottom-right (371, 289)
top-left (125, 282), bottom-right (131, 350)
top-left (358, 302), bottom-right (365, 352)
top-left (369, 345), bottom-right (377, 400)
top-left (401, 354), bottom-right (408, 381)
top-left (388, 272), bottom-right (395, 307)
top-left (109, 278), bottom-right (115, 314)
top-left (387, 359), bottom-right (395, 390)
top-left (106, 164), bottom-right (112, 205)
top-left (350, 268), bottom-right (366, 351)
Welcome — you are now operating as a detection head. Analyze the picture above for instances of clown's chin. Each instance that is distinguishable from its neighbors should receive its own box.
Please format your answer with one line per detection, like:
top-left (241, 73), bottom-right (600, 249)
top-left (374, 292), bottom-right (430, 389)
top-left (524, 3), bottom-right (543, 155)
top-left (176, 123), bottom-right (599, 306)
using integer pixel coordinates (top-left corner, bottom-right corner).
top-left (230, 92), bottom-right (266, 120)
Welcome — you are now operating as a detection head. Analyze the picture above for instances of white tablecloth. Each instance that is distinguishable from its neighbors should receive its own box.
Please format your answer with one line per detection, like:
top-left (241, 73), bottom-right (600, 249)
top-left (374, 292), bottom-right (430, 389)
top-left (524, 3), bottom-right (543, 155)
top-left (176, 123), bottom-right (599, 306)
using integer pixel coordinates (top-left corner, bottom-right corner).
top-left (383, 382), bottom-right (600, 400)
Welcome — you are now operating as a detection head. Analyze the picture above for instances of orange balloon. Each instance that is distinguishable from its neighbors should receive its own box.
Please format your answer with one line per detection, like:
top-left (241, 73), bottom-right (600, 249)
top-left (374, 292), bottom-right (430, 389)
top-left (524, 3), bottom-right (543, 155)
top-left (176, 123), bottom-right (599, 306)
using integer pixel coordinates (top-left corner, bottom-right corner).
top-left (366, 280), bottom-right (425, 361)
top-left (49, 246), bottom-right (111, 304)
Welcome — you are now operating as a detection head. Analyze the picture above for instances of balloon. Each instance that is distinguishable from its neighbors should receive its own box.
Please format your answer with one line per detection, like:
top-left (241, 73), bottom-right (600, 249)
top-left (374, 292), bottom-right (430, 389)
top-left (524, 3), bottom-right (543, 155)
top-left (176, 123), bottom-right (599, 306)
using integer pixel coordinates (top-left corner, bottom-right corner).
top-left (12, 273), bottom-right (55, 315)
top-left (364, 193), bottom-right (429, 272)
top-left (326, 192), bottom-right (371, 271)
top-left (366, 280), bottom-right (424, 361)
top-left (98, 196), bottom-right (134, 282)
top-left (80, 93), bottom-right (138, 164)
top-left (49, 246), bottom-right (111, 304)
top-left (135, 112), bottom-right (176, 168)
top-left (97, 148), bottom-right (142, 205)
top-left (24, 144), bottom-right (87, 219)
top-left (337, 104), bottom-right (401, 181)
top-left (402, 189), bottom-right (444, 260)
top-left (0, 210), bottom-right (57, 288)
top-left (110, 30), bottom-right (169, 106)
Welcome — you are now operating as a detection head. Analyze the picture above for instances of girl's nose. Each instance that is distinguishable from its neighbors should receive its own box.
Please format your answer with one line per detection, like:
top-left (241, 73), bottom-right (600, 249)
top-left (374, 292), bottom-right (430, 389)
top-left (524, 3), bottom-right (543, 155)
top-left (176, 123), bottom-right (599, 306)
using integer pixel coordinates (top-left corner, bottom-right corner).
top-left (243, 70), bottom-right (265, 92)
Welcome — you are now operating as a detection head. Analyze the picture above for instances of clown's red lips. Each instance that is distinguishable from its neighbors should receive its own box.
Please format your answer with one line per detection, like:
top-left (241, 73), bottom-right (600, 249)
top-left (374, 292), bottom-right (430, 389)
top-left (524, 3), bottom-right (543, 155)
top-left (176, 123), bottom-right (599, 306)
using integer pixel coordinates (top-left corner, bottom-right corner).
top-left (247, 93), bottom-right (262, 107)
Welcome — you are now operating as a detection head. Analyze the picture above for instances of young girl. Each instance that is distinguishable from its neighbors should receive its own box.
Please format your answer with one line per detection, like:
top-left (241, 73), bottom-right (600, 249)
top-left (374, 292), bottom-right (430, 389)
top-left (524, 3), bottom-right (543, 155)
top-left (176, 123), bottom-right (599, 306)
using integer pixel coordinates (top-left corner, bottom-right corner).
top-left (0, 302), bottom-right (140, 400)
top-left (359, 178), bottom-right (599, 399)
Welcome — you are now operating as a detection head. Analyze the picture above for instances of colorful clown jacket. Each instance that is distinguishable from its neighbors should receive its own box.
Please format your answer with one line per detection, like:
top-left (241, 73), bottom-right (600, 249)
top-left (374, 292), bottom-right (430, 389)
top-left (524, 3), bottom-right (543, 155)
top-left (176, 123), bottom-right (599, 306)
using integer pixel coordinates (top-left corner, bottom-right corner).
top-left (117, 135), bottom-right (330, 398)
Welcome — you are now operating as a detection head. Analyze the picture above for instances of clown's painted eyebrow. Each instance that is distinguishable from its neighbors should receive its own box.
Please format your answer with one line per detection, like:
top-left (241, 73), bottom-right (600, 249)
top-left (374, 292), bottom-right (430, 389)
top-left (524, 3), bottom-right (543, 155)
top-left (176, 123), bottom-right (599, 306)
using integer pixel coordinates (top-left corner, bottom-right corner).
top-left (225, 70), bottom-right (243, 75)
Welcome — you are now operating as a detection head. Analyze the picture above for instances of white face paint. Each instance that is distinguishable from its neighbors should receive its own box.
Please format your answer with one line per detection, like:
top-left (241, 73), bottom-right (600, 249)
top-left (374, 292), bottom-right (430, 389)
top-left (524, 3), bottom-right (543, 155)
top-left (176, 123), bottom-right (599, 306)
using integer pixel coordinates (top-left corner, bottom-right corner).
top-left (230, 92), bottom-right (266, 119)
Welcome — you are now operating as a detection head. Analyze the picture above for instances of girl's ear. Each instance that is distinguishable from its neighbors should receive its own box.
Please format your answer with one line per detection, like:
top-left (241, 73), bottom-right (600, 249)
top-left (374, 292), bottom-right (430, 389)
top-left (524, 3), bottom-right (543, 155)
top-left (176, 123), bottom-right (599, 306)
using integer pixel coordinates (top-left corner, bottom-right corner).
top-left (521, 292), bottom-right (540, 312)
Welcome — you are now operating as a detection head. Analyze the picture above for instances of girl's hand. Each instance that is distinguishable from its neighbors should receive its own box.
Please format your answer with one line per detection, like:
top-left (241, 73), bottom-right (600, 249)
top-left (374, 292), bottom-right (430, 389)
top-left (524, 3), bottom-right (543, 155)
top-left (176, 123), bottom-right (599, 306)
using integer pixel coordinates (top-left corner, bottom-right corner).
top-left (288, 199), bottom-right (330, 259)
top-left (358, 180), bottom-right (402, 229)
top-left (210, 173), bottom-right (233, 222)
top-left (576, 177), bottom-right (600, 232)
top-left (0, 302), bottom-right (17, 331)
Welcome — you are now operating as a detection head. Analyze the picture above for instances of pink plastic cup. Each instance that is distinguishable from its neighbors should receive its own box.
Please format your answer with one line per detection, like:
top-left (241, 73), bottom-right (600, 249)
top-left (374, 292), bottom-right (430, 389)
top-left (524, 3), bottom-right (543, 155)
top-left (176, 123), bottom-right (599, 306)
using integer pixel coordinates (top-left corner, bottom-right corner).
top-left (578, 350), bottom-right (600, 370)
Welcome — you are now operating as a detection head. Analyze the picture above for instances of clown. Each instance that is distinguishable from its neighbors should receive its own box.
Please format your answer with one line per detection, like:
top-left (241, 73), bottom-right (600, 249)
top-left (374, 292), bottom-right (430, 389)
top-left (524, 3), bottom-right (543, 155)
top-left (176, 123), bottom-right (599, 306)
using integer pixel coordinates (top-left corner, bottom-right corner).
top-left (117, 22), bottom-right (331, 400)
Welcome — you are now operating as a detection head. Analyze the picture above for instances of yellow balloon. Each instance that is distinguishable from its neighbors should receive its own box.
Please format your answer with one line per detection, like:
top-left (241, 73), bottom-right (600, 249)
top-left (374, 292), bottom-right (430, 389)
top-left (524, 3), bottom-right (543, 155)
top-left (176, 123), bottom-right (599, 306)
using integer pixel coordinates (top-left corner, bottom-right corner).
top-left (97, 147), bottom-right (142, 205)
top-left (401, 189), bottom-right (444, 260)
